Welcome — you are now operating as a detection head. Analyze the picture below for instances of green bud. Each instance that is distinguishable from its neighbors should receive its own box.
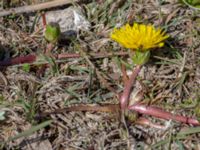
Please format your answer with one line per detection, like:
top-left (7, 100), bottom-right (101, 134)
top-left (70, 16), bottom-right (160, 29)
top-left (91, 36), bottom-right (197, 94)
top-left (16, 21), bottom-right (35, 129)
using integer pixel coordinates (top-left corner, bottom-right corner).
top-left (44, 22), bottom-right (61, 43)
top-left (131, 50), bottom-right (150, 65)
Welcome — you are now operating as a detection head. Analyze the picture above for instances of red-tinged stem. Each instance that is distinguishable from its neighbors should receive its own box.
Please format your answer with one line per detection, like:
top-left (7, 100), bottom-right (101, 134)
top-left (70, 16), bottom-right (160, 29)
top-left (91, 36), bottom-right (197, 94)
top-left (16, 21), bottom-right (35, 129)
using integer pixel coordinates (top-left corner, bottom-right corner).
top-left (120, 65), bottom-right (142, 109)
top-left (0, 52), bottom-right (128, 67)
top-left (41, 12), bottom-right (47, 27)
top-left (135, 117), bottom-right (166, 130)
top-left (0, 54), bottom-right (36, 66)
top-left (128, 104), bottom-right (200, 126)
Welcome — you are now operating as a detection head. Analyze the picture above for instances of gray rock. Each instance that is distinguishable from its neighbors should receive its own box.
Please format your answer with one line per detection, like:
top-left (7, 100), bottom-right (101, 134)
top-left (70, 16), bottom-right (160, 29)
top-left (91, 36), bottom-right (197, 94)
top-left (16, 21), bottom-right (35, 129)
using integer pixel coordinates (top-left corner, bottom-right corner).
top-left (42, 7), bottom-right (91, 32)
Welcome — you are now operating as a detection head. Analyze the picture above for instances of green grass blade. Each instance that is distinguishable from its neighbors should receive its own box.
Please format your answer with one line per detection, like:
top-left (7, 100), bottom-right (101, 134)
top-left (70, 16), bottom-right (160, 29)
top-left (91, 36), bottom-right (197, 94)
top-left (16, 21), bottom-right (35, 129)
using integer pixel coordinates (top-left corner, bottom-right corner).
top-left (177, 127), bottom-right (200, 136)
top-left (151, 138), bottom-right (170, 149)
top-left (7, 120), bottom-right (52, 142)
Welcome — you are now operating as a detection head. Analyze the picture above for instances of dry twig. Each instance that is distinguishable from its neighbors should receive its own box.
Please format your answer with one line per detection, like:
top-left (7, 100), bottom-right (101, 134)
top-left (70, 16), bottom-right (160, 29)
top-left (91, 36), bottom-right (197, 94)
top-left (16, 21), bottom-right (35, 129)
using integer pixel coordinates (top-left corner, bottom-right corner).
top-left (0, 0), bottom-right (78, 17)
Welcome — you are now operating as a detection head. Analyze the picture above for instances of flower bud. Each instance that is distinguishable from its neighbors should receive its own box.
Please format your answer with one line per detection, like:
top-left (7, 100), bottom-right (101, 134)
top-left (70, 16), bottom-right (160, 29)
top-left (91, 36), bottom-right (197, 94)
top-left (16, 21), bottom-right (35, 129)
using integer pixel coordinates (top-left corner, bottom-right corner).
top-left (44, 22), bottom-right (61, 43)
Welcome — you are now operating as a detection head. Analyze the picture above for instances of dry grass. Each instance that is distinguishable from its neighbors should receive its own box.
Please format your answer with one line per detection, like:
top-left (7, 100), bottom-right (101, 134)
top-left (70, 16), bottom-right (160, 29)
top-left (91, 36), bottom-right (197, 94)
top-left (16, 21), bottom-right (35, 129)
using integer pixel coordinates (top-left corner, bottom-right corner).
top-left (0, 0), bottom-right (200, 149)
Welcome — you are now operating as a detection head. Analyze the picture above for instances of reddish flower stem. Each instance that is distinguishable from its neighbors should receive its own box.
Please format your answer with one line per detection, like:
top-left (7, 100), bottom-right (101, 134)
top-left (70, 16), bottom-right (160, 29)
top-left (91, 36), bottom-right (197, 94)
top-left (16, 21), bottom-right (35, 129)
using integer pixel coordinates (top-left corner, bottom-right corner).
top-left (120, 65), bottom-right (142, 109)
top-left (0, 52), bottom-right (128, 67)
top-left (41, 12), bottom-right (47, 28)
top-left (0, 54), bottom-right (36, 66)
top-left (135, 117), bottom-right (166, 130)
top-left (128, 104), bottom-right (200, 126)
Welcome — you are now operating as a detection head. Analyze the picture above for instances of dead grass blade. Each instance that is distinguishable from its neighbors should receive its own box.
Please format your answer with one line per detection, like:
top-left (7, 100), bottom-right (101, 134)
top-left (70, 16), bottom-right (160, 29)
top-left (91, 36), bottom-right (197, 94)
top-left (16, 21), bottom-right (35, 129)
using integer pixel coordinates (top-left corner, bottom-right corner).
top-left (78, 46), bottom-right (117, 94)
top-left (0, 0), bottom-right (78, 17)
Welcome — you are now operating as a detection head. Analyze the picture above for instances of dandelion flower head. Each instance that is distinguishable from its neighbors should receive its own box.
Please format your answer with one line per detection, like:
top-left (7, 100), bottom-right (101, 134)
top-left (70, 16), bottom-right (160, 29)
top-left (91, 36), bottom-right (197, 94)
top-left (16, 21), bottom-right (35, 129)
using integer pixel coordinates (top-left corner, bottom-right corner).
top-left (111, 23), bottom-right (169, 51)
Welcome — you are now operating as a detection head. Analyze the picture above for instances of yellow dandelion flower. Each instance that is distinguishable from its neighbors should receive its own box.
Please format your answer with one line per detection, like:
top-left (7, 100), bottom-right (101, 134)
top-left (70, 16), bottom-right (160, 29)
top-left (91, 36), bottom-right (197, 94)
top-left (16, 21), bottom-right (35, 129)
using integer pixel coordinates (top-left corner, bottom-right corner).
top-left (111, 23), bottom-right (169, 51)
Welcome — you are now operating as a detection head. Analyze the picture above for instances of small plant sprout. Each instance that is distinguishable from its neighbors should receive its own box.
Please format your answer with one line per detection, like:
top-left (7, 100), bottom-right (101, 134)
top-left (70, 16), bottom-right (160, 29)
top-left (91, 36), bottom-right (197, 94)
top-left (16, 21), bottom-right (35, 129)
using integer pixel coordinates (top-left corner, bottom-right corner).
top-left (44, 22), bottom-right (61, 44)
top-left (110, 23), bottom-right (169, 109)
top-left (44, 22), bottom-right (61, 55)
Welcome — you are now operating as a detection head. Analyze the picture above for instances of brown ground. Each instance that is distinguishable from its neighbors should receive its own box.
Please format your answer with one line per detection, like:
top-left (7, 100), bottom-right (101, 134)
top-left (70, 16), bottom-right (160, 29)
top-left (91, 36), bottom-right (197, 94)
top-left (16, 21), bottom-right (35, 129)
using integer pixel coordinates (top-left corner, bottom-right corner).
top-left (0, 0), bottom-right (200, 149)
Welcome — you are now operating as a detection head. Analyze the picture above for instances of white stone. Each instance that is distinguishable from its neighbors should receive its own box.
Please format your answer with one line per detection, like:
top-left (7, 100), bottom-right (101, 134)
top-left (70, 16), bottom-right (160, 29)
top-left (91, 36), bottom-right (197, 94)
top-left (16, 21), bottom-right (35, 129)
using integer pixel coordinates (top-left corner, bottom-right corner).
top-left (36, 7), bottom-right (91, 32)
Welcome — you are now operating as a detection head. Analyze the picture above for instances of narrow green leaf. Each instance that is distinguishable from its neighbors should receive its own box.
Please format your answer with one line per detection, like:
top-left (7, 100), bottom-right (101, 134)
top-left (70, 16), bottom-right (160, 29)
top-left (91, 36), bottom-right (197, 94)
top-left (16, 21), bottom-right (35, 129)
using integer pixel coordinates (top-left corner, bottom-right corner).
top-left (7, 120), bottom-right (52, 142)
top-left (151, 138), bottom-right (170, 149)
top-left (177, 127), bottom-right (200, 136)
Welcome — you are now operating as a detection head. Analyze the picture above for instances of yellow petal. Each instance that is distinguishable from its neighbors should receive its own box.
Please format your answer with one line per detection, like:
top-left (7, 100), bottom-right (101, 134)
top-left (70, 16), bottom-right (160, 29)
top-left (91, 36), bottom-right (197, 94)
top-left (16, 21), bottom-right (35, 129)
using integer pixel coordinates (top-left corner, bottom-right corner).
top-left (110, 23), bottom-right (169, 51)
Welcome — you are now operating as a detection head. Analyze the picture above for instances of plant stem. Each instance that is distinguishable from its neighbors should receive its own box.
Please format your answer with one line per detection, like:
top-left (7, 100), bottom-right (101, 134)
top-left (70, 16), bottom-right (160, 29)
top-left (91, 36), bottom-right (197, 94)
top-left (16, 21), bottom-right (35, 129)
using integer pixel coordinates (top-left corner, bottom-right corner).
top-left (0, 54), bottom-right (36, 66)
top-left (128, 104), bottom-right (200, 126)
top-left (120, 65), bottom-right (142, 109)
top-left (0, 52), bottom-right (128, 67)
top-left (35, 104), bottom-right (120, 119)
top-left (135, 117), bottom-right (166, 130)
top-left (41, 12), bottom-right (47, 27)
